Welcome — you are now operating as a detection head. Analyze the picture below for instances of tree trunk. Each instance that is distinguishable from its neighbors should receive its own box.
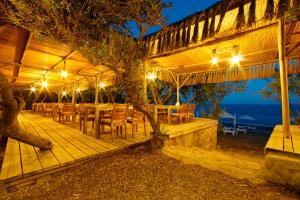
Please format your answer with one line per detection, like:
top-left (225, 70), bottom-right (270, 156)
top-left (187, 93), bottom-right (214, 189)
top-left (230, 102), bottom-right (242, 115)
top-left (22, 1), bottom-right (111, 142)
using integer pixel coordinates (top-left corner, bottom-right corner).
top-left (0, 71), bottom-right (53, 150)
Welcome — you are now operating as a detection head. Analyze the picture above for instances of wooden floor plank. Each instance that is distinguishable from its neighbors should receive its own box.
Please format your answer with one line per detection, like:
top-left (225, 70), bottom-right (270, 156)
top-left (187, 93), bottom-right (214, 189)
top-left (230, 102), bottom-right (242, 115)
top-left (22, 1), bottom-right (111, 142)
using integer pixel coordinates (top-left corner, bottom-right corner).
top-left (44, 119), bottom-right (119, 150)
top-left (0, 139), bottom-right (22, 182)
top-left (27, 120), bottom-right (75, 166)
top-left (37, 119), bottom-right (100, 157)
top-left (19, 142), bottom-right (43, 177)
top-left (32, 120), bottom-right (89, 161)
top-left (19, 117), bottom-right (61, 171)
top-left (49, 127), bottom-right (115, 153)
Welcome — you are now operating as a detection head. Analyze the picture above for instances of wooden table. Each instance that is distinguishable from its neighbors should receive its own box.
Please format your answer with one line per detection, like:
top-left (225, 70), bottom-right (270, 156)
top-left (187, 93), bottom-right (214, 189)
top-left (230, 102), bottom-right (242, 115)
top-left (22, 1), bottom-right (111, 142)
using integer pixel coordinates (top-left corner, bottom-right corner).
top-left (84, 104), bottom-right (113, 137)
top-left (154, 105), bottom-right (180, 124)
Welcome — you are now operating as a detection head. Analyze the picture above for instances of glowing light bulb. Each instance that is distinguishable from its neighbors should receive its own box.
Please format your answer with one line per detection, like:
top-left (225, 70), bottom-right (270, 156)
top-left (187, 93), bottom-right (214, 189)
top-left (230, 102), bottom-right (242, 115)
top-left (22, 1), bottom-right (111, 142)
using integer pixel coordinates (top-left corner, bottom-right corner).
top-left (62, 91), bottom-right (67, 96)
top-left (61, 70), bottom-right (68, 78)
top-left (41, 81), bottom-right (48, 88)
top-left (147, 72), bottom-right (157, 80)
top-left (31, 86), bottom-right (36, 92)
top-left (76, 88), bottom-right (81, 92)
top-left (231, 55), bottom-right (242, 64)
top-left (99, 82), bottom-right (106, 88)
top-left (211, 57), bottom-right (218, 65)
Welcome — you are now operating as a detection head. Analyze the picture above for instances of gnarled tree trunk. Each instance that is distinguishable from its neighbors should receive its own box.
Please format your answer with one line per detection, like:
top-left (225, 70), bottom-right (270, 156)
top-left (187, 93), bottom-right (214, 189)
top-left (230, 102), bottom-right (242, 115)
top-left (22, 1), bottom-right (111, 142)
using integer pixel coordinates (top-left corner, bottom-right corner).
top-left (0, 71), bottom-right (53, 150)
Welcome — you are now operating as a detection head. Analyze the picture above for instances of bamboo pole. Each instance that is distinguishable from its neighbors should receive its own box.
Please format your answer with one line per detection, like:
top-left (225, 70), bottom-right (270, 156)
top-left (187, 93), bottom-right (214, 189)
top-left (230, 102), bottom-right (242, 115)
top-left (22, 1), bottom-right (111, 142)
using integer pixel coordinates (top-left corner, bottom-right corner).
top-left (278, 18), bottom-right (291, 138)
top-left (71, 84), bottom-right (76, 103)
top-left (95, 76), bottom-right (99, 104)
top-left (58, 93), bottom-right (62, 103)
top-left (176, 74), bottom-right (180, 105)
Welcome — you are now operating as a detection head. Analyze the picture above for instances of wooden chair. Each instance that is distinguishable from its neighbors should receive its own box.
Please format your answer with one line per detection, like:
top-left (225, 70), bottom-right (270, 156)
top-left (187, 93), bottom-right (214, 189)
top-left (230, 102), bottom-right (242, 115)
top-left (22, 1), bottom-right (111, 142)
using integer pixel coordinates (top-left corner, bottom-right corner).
top-left (170, 104), bottom-right (189, 124)
top-left (127, 108), bottom-right (147, 137)
top-left (52, 104), bottom-right (60, 121)
top-left (187, 104), bottom-right (196, 122)
top-left (80, 105), bottom-right (96, 134)
top-left (98, 104), bottom-right (128, 142)
top-left (37, 103), bottom-right (45, 114)
top-left (157, 105), bottom-right (168, 123)
top-left (59, 103), bottom-right (76, 123)
top-left (43, 103), bottom-right (54, 116)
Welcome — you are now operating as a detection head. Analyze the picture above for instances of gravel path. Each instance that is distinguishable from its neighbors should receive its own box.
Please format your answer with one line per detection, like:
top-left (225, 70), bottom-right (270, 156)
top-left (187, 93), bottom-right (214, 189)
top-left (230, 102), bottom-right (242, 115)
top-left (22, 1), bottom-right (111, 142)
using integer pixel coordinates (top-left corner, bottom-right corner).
top-left (0, 145), bottom-right (299, 200)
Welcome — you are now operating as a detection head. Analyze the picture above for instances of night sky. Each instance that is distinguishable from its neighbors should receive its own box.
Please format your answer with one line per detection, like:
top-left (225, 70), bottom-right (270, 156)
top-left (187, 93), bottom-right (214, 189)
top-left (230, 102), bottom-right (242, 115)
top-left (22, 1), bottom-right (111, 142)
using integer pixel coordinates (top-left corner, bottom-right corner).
top-left (129, 0), bottom-right (299, 105)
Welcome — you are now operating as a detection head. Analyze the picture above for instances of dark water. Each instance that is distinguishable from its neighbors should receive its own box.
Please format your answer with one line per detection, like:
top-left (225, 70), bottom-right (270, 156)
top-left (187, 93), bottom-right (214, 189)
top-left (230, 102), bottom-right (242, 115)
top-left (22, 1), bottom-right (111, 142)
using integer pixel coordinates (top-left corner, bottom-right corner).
top-left (196, 104), bottom-right (300, 129)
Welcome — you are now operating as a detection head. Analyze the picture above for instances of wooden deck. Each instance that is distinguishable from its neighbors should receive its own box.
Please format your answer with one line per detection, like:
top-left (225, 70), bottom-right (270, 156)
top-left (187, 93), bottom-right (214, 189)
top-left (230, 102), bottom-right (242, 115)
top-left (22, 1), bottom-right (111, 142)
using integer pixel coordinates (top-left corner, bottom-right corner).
top-left (0, 111), bottom-right (151, 187)
top-left (265, 125), bottom-right (300, 156)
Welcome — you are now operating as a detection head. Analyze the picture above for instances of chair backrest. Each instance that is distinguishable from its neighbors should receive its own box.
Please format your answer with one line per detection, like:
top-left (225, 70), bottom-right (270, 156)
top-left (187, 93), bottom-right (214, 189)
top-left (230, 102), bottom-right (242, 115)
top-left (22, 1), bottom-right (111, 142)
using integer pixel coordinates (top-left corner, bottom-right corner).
top-left (45, 103), bottom-right (54, 109)
top-left (147, 104), bottom-right (155, 114)
top-left (188, 104), bottom-right (196, 113)
top-left (132, 109), bottom-right (145, 121)
top-left (112, 104), bottom-right (128, 121)
top-left (179, 104), bottom-right (189, 114)
top-left (62, 103), bottom-right (76, 112)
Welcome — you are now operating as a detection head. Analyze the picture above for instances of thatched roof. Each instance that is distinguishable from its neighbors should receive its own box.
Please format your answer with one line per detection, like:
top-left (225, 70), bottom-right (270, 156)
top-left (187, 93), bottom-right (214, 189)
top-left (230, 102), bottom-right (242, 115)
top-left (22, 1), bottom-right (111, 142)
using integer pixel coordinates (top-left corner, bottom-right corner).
top-left (0, 0), bottom-right (300, 90)
top-left (145, 0), bottom-right (300, 85)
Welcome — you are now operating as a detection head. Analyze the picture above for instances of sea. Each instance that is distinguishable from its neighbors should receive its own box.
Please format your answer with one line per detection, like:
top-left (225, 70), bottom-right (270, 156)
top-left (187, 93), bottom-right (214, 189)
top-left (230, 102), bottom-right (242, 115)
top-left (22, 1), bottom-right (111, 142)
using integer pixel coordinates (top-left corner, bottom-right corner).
top-left (196, 104), bottom-right (300, 134)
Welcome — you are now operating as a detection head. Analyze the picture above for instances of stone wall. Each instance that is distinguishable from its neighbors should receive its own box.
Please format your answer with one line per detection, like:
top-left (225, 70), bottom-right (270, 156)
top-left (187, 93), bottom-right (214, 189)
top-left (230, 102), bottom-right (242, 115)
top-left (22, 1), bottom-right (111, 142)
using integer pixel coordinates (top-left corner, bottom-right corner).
top-left (164, 124), bottom-right (217, 150)
top-left (265, 151), bottom-right (300, 190)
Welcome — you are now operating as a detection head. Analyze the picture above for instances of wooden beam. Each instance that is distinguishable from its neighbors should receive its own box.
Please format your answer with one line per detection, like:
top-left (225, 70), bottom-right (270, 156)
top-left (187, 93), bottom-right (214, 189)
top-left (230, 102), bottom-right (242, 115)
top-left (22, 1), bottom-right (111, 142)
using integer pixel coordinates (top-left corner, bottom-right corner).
top-left (11, 30), bottom-right (32, 83)
top-left (95, 76), bottom-right (99, 104)
top-left (286, 42), bottom-right (300, 56)
top-left (278, 19), bottom-right (291, 138)
top-left (170, 71), bottom-right (177, 84)
top-left (176, 74), bottom-right (180, 105)
top-left (285, 22), bottom-right (297, 45)
top-left (46, 50), bottom-right (78, 74)
top-left (179, 74), bottom-right (192, 88)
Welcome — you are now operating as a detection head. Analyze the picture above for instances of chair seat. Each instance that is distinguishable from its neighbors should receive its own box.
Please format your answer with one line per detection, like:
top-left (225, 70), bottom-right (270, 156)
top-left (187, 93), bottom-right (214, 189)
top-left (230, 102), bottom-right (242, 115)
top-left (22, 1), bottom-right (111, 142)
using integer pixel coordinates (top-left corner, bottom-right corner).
top-left (157, 112), bottom-right (168, 115)
top-left (171, 113), bottom-right (185, 116)
top-left (60, 111), bottom-right (75, 115)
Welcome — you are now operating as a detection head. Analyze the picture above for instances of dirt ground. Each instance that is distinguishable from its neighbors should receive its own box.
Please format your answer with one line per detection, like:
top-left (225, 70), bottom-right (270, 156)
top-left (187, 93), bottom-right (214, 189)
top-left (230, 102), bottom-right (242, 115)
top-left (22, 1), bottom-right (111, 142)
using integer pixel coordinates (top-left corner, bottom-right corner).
top-left (0, 145), bottom-right (299, 200)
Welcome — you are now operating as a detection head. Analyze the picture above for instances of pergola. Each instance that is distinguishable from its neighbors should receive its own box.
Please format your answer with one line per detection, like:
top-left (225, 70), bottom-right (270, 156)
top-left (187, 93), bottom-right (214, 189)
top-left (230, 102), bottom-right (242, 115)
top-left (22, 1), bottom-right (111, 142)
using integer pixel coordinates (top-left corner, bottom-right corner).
top-left (0, 24), bottom-right (116, 103)
top-left (0, 0), bottom-right (300, 138)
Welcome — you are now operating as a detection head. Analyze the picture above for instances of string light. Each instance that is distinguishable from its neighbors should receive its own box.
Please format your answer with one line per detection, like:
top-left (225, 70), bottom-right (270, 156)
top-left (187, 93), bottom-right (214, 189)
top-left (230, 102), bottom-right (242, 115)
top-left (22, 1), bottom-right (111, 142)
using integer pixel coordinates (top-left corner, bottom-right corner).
top-left (41, 80), bottom-right (48, 88)
top-left (61, 70), bottom-right (68, 78)
top-left (147, 72), bottom-right (157, 80)
top-left (61, 60), bottom-right (68, 78)
top-left (99, 82), bottom-right (106, 88)
top-left (211, 57), bottom-right (218, 65)
top-left (30, 86), bottom-right (36, 92)
top-left (231, 54), bottom-right (242, 65)
top-left (211, 49), bottom-right (218, 65)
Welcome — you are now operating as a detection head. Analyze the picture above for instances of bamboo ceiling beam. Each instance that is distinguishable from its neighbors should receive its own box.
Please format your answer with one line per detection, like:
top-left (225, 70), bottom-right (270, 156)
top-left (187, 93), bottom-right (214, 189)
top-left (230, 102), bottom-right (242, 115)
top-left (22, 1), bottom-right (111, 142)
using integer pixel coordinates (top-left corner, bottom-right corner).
top-left (11, 30), bottom-right (32, 83)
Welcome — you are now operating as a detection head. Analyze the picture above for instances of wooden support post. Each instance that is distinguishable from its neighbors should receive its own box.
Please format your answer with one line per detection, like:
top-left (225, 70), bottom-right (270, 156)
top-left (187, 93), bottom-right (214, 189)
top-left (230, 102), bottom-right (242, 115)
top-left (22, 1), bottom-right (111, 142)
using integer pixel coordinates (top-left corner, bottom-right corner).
top-left (144, 69), bottom-right (148, 103)
top-left (58, 93), bottom-right (62, 103)
top-left (71, 85), bottom-right (76, 104)
top-left (95, 76), bottom-right (99, 104)
top-left (278, 19), bottom-right (291, 138)
top-left (176, 74), bottom-right (180, 106)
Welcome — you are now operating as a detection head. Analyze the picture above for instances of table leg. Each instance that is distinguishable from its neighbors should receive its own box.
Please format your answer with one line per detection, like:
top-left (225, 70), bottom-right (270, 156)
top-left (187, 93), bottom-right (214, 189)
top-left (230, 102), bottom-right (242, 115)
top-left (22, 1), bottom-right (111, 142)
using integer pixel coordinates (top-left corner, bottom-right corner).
top-left (154, 106), bottom-right (158, 122)
top-left (168, 107), bottom-right (171, 125)
top-left (95, 109), bottom-right (100, 138)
